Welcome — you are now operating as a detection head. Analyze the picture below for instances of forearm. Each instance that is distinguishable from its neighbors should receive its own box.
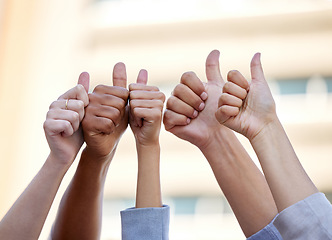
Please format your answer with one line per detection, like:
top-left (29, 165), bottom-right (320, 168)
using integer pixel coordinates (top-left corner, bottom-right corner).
top-left (250, 118), bottom-right (318, 212)
top-left (201, 127), bottom-right (278, 238)
top-left (0, 155), bottom-right (68, 240)
top-left (135, 143), bottom-right (162, 208)
top-left (51, 147), bottom-right (113, 240)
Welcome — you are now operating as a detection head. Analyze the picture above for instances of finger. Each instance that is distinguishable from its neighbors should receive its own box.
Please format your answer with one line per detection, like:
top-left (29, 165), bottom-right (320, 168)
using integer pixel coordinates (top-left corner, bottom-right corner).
top-left (250, 53), bottom-right (266, 84)
top-left (113, 62), bottom-right (127, 88)
top-left (47, 109), bottom-right (80, 132)
top-left (180, 72), bottom-right (207, 100)
top-left (136, 69), bottom-right (148, 85)
top-left (163, 109), bottom-right (190, 131)
top-left (130, 99), bottom-right (164, 110)
top-left (92, 85), bottom-right (129, 102)
top-left (44, 119), bottom-right (74, 137)
top-left (132, 108), bottom-right (162, 124)
top-left (172, 83), bottom-right (205, 111)
top-left (205, 50), bottom-right (224, 84)
top-left (58, 84), bottom-right (89, 107)
top-left (86, 105), bottom-right (122, 127)
top-left (83, 115), bottom-right (116, 135)
top-left (49, 99), bottom-right (85, 121)
top-left (227, 70), bottom-right (249, 91)
top-left (129, 83), bottom-right (159, 92)
top-left (223, 82), bottom-right (248, 100)
top-left (218, 93), bottom-right (243, 109)
top-left (78, 72), bottom-right (90, 93)
top-left (130, 90), bottom-right (165, 102)
top-left (215, 105), bottom-right (239, 124)
top-left (89, 92), bottom-right (127, 110)
top-left (166, 96), bottom-right (198, 118)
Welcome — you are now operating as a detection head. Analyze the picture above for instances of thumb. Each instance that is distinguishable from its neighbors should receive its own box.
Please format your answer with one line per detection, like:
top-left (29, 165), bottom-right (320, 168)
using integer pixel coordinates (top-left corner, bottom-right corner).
top-left (136, 69), bottom-right (148, 85)
top-left (113, 62), bottom-right (127, 88)
top-left (250, 53), bottom-right (266, 84)
top-left (205, 49), bottom-right (224, 84)
top-left (78, 72), bottom-right (90, 93)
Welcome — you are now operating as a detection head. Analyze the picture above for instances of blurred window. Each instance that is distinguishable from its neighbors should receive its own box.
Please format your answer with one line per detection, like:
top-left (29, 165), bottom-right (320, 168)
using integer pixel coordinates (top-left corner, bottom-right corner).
top-left (277, 78), bottom-right (308, 95)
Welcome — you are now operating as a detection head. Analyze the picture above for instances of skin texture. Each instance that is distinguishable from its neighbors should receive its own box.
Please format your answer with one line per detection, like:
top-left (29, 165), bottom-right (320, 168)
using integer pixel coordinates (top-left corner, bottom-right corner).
top-left (51, 63), bottom-right (130, 240)
top-left (216, 53), bottom-right (318, 212)
top-left (129, 69), bottom-right (165, 208)
top-left (0, 73), bottom-right (89, 240)
top-left (163, 50), bottom-right (278, 238)
top-left (52, 65), bottom-right (165, 239)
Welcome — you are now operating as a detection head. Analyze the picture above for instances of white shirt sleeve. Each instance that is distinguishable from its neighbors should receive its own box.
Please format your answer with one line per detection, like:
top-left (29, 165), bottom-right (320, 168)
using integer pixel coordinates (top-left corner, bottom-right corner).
top-left (273, 192), bottom-right (332, 240)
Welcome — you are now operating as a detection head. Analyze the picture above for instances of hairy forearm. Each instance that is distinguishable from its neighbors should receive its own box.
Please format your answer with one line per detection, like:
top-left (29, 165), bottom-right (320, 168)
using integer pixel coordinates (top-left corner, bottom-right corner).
top-left (51, 147), bottom-right (113, 240)
top-left (135, 143), bottom-right (162, 208)
top-left (0, 155), bottom-right (68, 240)
top-left (250, 118), bottom-right (318, 212)
top-left (200, 127), bottom-right (278, 238)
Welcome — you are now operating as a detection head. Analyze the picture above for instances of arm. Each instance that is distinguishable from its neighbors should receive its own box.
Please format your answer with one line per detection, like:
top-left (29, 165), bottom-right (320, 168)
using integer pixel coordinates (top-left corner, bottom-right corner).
top-left (215, 53), bottom-right (318, 212)
top-left (129, 69), bottom-right (165, 208)
top-left (121, 70), bottom-right (169, 240)
top-left (0, 73), bottom-right (89, 240)
top-left (51, 63), bottom-right (129, 240)
top-left (163, 50), bottom-right (278, 238)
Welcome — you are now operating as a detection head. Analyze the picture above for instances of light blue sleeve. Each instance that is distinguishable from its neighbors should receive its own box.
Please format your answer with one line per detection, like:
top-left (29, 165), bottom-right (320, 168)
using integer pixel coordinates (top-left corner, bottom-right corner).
top-left (120, 205), bottom-right (170, 240)
top-left (273, 192), bottom-right (332, 240)
top-left (247, 216), bottom-right (282, 240)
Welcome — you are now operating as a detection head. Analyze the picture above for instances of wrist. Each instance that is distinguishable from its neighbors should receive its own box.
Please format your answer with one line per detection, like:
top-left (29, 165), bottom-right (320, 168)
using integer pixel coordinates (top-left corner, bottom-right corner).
top-left (136, 142), bottom-right (160, 163)
top-left (45, 153), bottom-right (71, 175)
top-left (249, 115), bottom-right (281, 146)
top-left (198, 126), bottom-right (233, 156)
top-left (82, 145), bottom-right (116, 165)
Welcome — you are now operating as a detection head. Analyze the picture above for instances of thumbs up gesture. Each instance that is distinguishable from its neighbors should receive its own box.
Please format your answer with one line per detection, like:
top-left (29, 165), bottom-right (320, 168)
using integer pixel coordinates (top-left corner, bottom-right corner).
top-left (215, 53), bottom-right (277, 141)
top-left (82, 63), bottom-right (130, 159)
top-left (129, 70), bottom-right (165, 146)
top-left (163, 50), bottom-right (228, 150)
top-left (44, 72), bottom-right (89, 166)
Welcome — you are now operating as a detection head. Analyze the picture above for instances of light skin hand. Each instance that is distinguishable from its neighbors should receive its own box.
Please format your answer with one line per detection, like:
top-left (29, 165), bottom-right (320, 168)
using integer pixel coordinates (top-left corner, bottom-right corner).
top-left (0, 74), bottom-right (89, 240)
top-left (215, 53), bottom-right (277, 141)
top-left (215, 53), bottom-right (318, 212)
top-left (163, 50), bottom-right (226, 151)
top-left (129, 69), bottom-right (166, 146)
top-left (129, 69), bottom-right (165, 208)
top-left (44, 72), bottom-right (89, 166)
top-left (163, 50), bottom-right (278, 237)
top-left (82, 62), bottom-right (129, 160)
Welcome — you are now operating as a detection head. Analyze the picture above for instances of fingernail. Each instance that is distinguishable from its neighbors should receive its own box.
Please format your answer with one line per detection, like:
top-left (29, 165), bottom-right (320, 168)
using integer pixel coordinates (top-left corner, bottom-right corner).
top-left (193, 110), bottom-right (198, 118)
top-left (198, 102), bottom-right (205, 111)
top-left (187, 118), bottom-right (191, 124)
top-left (200, 92), bottom-right (208, 100)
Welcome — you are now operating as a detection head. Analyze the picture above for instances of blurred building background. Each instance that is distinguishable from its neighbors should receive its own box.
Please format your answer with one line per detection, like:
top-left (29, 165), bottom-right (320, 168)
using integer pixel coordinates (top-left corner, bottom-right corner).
top-left (0, 0), bottom-right (332, 239)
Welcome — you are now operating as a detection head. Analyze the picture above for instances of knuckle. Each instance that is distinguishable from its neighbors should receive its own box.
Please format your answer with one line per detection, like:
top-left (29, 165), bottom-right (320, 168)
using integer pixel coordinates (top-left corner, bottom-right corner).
top-left (76, 84), bottom-right (85, 92)
top-left (181, 71), bottom-right (195, 83)
top-left (93, 84), bottom-right (106, 93)
top-left (166, 96), bottom-right (176, 109)
top-left (77, 100), bottom-right (85, 109)
top-left (49, 100), bottom-right (58, 110)
top-left (223, 82), bottom-right (231, 92)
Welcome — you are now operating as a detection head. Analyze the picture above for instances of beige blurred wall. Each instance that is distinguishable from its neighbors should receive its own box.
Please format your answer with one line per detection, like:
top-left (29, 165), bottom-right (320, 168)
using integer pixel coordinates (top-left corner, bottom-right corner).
top-left (0, 0), bottom-right (332, 239)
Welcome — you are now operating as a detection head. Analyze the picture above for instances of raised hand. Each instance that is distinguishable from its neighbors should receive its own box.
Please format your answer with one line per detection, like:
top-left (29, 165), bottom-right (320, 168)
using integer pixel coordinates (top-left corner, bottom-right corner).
top-left (215, 53), bottom-right (277, 141)
top-left (43, 72), bottom-right (89, 166)
top-left (129, 69), bottom-right (165, 146)
top-left (163, 50), bottom-right (228, 150)
top-left (82, 63), bottom-right (129, 159)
